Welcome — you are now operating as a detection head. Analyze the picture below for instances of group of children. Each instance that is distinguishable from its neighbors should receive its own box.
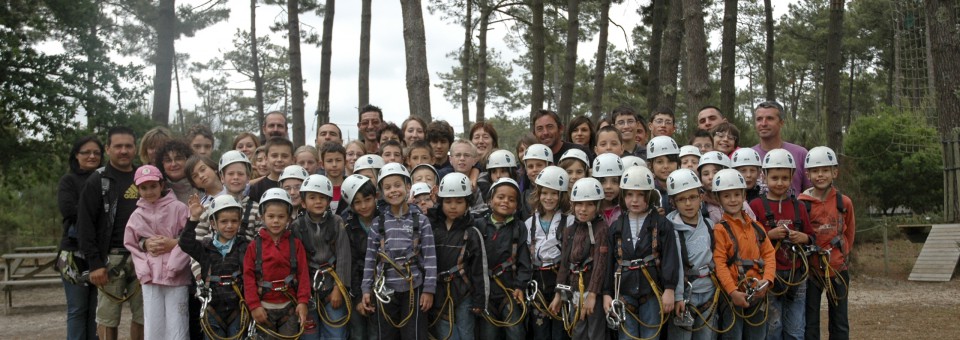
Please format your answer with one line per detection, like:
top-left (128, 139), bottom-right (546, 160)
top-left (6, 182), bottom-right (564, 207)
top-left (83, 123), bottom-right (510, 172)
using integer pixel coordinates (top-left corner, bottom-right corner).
top-left (119, 128), bottom-right (854, 340)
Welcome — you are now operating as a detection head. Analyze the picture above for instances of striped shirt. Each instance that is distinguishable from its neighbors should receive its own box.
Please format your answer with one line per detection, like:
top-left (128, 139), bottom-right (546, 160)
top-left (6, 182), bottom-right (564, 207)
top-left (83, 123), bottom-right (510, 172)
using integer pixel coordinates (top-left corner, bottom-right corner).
top-left (361, 204), bottom-right (437, 294)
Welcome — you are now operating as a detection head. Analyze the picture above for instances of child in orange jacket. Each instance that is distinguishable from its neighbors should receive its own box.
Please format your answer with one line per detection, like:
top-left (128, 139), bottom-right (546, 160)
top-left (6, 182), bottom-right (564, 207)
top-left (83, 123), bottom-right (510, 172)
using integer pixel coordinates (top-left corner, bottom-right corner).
top-left (711, 169), bottom-right (776, 339)
top-left (798, 146), bottom-right (855, 340)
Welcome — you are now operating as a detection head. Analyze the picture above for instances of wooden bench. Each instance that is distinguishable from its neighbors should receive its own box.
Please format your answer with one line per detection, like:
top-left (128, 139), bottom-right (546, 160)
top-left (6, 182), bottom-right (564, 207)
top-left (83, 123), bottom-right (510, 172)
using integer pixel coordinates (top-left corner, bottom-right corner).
top-left (14, 246), bottom-right (58, 253)
top-left (897, 224), bottom-right (932, 243)
top-left (2, 252), bottom-right (60, 308)
top-left (908, 224), bottom-right (960, 282)
top-left (1, 278), bottom-right (62, 308)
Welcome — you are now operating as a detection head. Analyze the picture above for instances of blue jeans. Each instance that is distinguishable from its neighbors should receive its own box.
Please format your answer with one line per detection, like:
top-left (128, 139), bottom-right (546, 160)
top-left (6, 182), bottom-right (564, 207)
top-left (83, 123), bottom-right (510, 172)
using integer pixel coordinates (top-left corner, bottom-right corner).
top-left (769, 273), bottom-right (807, 340)
top-left (302, 298), bottom-right (349, 340)
top-left (431, 296), bottom-right (475, 340)
top-left (62, 277), bottom-right (97, 340)
top-left (618, 295), bottom-right (662, 340)
top-left (667, 290), bottom-right (717, 340)
top-left (804, 270), bottom-right (849, 340)
top-left (477, 299), bottom-right (526, 340)
top-left (718, 297), bottom-right (768, 340)
top-left (203, 308), bottom-right (240, 340)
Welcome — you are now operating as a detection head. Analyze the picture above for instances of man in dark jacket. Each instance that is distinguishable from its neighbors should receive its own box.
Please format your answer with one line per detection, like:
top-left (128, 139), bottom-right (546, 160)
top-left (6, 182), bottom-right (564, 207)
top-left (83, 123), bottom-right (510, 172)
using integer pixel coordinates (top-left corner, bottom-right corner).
top-left (76, 126), bottom-right (144, 340)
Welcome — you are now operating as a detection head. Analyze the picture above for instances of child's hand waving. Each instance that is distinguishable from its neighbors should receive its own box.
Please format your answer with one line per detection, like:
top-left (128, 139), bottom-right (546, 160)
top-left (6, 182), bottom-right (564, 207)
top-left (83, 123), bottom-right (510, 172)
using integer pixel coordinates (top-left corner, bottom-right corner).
top-left (188, 194), bottom-right (203, 221)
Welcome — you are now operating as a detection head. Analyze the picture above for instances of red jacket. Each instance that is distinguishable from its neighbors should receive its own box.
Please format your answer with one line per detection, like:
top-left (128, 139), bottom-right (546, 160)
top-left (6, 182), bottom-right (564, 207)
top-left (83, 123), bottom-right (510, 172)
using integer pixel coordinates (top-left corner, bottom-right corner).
top-left (749, 196), bottom-right (816, 271)
top-left (798, 187), bottom-right (855, 276)
top-left (243, 228), bottom-right (311, 310)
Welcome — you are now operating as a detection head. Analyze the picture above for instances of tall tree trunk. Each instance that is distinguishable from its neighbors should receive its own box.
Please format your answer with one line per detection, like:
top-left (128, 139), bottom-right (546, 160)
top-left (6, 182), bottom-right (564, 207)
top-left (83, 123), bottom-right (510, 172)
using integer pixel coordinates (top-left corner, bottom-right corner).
top-left (151, 0), bottom-right (175, 126)
top-left (926, 0), bottom-right (960, 223)
top-left (658, 0), bottom-right (683, 110)
top-left (719, 0), bottom-right (737, 116)
top-left (590, 0), bottom-right (611, 118)
top-left (477, 2), bottom-right (491, 124)
top-left (646, 0), bottom-right (667, 113)
top-left (317, 0), bottom-right (335, 126)
top-left (359, 0), bottom-right (371, 108)
top-left (530, 0), bottom-right (546, 127)
top-left (558, 0), bottom-right (581, 126)
top-left (824, 0), bottom-right (844, 152)
top-left (400, 0), bottom-right (432, 121)
top-left (83, 1), bottom-right (102, 122)
top-left (288, 0), bottom-right (306, 146)
top-left (461, 0), bottom-right (473, 132)
top-left (764, 0), bottom-right (776, 100)
top-left (251, 0), bottom-right (265, 136)
top-left (684, 0), bottom-right (709, 118)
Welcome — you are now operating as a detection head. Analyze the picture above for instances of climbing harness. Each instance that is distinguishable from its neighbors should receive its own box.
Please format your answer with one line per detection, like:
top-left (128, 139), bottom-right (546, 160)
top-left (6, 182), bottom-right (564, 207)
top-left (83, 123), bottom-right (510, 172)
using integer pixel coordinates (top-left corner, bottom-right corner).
top-left (427, 226), bottom-right (483, 340)
top-left (249, 234), bottom-right (305, 340)
top-left (606, 215), bottom-right (666, 340)
top-left (371, 210), bottom-right (422, 328)
top-left (477, 217), bottom-right (527, 328)
top-left (557, 220), bottom-right (595, 335)
top-left (759, 196), bottom-right (812, 296)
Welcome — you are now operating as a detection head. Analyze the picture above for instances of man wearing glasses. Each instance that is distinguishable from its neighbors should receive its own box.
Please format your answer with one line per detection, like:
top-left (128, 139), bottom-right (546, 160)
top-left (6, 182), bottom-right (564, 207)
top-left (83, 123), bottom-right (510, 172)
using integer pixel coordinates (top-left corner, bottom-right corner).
top-left (751, 101), bottom-right (813, 195)
top-left (610, 106), bottom-right (646, 158)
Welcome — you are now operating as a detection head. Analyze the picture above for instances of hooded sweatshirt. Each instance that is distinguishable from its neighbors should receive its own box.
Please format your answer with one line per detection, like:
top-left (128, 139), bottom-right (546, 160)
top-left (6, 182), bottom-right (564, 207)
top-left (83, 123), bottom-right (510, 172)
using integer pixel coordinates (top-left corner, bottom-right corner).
top-left (667, 210), bottom-right (715, 297)
top-left (798, 187), bottom-right (855, 276)
top-left (123, 192), bottom-right (192, 286)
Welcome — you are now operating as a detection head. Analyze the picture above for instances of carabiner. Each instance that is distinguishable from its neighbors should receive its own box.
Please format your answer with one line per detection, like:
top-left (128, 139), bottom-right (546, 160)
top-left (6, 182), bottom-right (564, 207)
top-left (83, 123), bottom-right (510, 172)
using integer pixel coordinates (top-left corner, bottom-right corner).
top-left (525, 280), bottom-right (538, 303)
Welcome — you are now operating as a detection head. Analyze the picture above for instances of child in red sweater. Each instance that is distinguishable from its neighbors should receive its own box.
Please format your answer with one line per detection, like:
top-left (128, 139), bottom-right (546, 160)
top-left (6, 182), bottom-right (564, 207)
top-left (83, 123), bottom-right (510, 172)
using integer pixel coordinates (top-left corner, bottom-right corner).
top-left (243, 188), bottom-right (310, 338)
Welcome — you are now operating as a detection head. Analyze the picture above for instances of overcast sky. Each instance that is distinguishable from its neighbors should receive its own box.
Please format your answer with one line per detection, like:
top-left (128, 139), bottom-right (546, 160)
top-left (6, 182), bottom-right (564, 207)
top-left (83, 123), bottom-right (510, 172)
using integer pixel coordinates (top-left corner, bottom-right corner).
top-left (168, 0), bottom-right (791, 145)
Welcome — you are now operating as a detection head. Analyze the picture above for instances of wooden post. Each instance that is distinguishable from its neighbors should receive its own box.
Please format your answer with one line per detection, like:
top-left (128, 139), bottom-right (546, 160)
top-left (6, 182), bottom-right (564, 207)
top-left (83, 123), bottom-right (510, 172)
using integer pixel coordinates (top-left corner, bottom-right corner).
top-left (882, 223), bottom-right (889, 276)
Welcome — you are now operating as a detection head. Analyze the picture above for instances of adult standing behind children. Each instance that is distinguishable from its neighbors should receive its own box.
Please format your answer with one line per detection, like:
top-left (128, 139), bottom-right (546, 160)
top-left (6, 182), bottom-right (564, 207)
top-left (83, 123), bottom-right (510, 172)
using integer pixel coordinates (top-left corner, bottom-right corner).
top-left (261, 111), bottom-right (289, 144)
top-left (359, 104), bottom-right (385, 154)
top-left (76, 126), bottom-right (144, 340)
top-left (534, 109), bottom-right (593, 165)
top-left (751, 101), bottom-right (813, 196)
top-left (58, 135), bottom-right (104, 340)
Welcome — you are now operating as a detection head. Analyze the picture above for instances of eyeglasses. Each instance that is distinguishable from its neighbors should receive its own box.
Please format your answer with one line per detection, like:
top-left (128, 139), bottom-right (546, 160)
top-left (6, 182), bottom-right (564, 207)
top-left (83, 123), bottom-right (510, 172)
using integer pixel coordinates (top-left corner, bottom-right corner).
top-left (615, 119), bottom-right (637, 127)
top-left (282, 184), bottom-right (302, 192)
top-left (674, 195), bottom-right (700, 205)
top-left (756, 101), bottom-right (784, 112)
top-left (78, 150), bottom-right (102, 157)
top-left (652, 118), bottom-right (674, 125)
top-left (451, 153), bottom-right (475, 159)
top-left (714, 132), bottom-right (737, 141)
top-left (414, 196), bottom-right (433, 205)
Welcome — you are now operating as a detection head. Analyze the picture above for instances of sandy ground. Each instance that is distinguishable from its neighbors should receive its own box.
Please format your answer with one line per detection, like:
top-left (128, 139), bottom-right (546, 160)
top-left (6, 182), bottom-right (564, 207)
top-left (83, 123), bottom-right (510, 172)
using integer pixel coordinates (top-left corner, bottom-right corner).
top-left (2, 239), bottom-right (958, 339)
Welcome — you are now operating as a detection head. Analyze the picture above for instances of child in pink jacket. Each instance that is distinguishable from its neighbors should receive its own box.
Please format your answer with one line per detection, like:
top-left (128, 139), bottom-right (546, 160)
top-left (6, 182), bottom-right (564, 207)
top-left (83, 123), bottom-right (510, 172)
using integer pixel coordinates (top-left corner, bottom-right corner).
top-left (124, 165), bottom-right (192, 340)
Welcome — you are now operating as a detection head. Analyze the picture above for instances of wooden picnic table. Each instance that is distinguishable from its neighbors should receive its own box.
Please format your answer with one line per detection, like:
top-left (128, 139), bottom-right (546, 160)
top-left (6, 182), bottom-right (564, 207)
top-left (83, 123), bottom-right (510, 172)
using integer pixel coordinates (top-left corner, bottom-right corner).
top-left (1, 251), bottom-right (61, 308)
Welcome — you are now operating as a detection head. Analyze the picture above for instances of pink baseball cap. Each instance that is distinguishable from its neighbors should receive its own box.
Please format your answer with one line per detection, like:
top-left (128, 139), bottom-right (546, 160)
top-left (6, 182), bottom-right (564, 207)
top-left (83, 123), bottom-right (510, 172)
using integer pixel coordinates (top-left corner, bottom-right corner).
top-left (135, 165), bottom-right (164, 185)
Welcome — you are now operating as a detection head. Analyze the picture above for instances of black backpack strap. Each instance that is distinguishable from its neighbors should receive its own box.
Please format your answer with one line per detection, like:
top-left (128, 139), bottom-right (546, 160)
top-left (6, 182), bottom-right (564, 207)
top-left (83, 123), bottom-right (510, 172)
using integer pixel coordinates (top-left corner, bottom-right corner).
top-left (677, 229), bottom-right (691, 270)
top-left (254, 235), bottom-right (263, 294)
top-left (760, 195), bottom-right (776, 229)
top-left (289, 235), bottom-right (298, 287)
top-left (241, 199), bottom-right (254, 231)
top-left (557, 213), bottom-right (568, 242)
top-left (720, 221), bottom-right (739, 267)
top-left (790, 195), bottom-right (803, 231)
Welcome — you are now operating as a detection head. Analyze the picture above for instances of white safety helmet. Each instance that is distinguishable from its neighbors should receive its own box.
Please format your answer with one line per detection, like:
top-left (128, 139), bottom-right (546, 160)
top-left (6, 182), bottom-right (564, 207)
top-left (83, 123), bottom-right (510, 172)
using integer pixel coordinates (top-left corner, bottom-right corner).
top-left (487, 149), bottom-right (518, 169)
top-left (278, 165), bottom-right (309, 183)
top-left (341, 174), bottom-right (373, 207)
top-left (559, 149), bottom-right (590, 167)
top-left (354, 154), bottom-right (385, 172)
top-left (534, 166), bottom-right (569, 192)
top-left (762, 148), bottom-right (796, 170)
top-left (731, 148), bottom-right (762, 168)
top-left (666, 169), bottom-right (702, 196)
top-left (218, 150), bottom-right (251, 173)
top-left (570, 177), bottom-right (604, 202)
top-left (377, 162), bottom-right (411, 187)
top-left (698, 151), bottom-right (732, 170)
top-left (620, 166), bottom-right (656, 191)
top-left (712, 169), bottom-right (747, 192)
top-left (209, 195), bottom-right (243, 219)
top-left (489, 178), bottom-right (521, 197)
top-left (523, 144), bottom-right (554, 163)
top-left (806, 146), bottom-right (839, 168)
top-left (438, 173), bottom-right (472, 198)
top-left (411, 182), bottom-right (432, 197)
top-left (411, 163), bottom-right (439, 182)
top-left (620, 155), bottom-right (647, 169)
top-left (259, 187), bottom-right (294, 214)
top-left (646, 136), bottom-right (680, 159)
top-left (679, 145), bottom-right (702, 159)
top-left (592, 153), bottom-right (624, 178)
top-left (300, 174), bottom-right (334, 198)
